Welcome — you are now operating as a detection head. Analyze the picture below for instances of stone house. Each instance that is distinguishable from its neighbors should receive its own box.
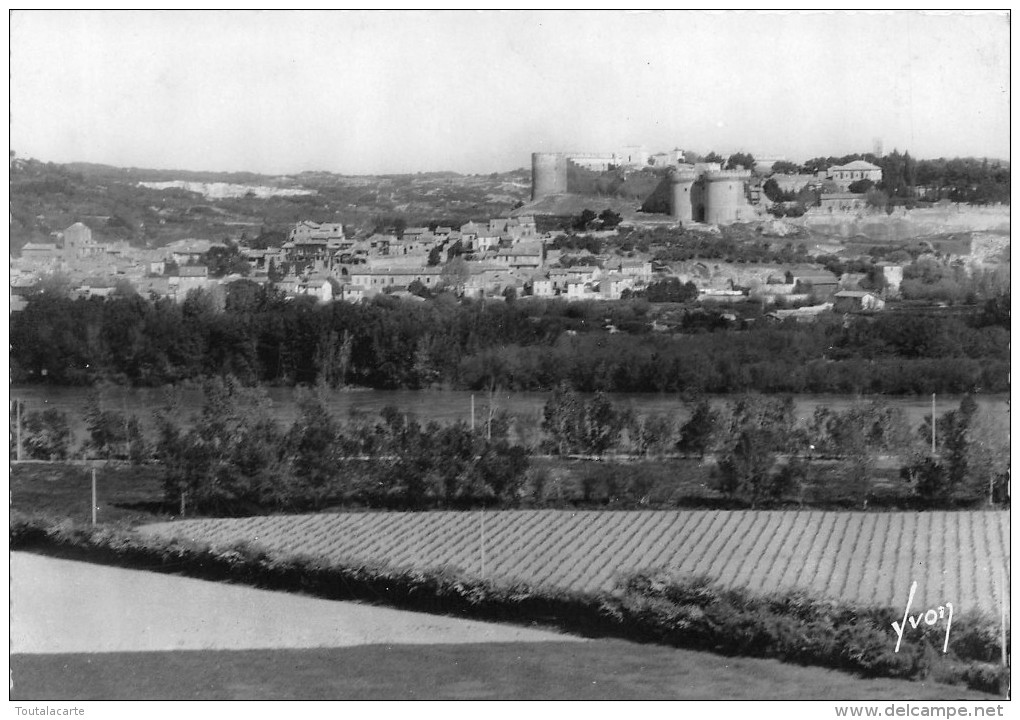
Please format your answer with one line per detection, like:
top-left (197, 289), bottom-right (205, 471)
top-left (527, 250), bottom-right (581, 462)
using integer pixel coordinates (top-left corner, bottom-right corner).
top-left (20, 243), bottom-right (59, 263)
top-left (341, 284), bottom-right (367, 303)
top-left (169, 265), bottom-right (212, 301)
top-left (833, 291), bottom-right (885, 314)
top-left (791, 270), bottom-right (839, 298)
top-left (289, 221), bottom-right (344, 242)
top-left (492, 244), bottom-right (543, 270)
top-left (62, 222), bottom-right (102, 262)
top-left (825, 161), bottom-right (882, 190)
top-left (598, 274), bottom-right (634, 300)
top-left (296, 276), bottom-right (334, 303)
top-left (348, 267), bottom-right (443, 290)
top-left (531, 278), bottom-right (556, 297)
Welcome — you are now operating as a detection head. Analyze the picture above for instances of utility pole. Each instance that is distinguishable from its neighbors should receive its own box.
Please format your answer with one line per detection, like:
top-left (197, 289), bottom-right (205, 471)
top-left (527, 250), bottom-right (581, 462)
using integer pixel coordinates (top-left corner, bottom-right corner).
top-left (931, 393), bottom-right (936, 454)
top-left (1001, 568), bottom-right (1008, 667)
top-left (180, 490), bottom-right (187, 517)
top-left (123, 396), bottom-right (131, 461)
top-left (16, 400), bottom-right (22, 463)
top-left (91, 468), bottom-right (97, 526)
top-left (471, 394), bottom-right (475, 431)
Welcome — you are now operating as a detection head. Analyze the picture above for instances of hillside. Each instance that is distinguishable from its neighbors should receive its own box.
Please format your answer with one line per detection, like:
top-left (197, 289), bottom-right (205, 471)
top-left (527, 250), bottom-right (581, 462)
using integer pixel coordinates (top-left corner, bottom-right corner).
top-left (8, 156), bottom-right (531, 254)
top-left (512, 193), bottom-right (650, 220)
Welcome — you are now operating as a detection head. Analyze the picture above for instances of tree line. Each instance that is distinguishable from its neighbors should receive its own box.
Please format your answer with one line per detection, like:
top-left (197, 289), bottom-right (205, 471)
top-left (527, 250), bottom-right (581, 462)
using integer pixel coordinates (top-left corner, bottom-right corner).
top-left (771, 152), bottom-right (1009, 205)
top-left (11, 382), bottom-right (1006, 512)
top-left (10, 288), bottom-right (1008, 394)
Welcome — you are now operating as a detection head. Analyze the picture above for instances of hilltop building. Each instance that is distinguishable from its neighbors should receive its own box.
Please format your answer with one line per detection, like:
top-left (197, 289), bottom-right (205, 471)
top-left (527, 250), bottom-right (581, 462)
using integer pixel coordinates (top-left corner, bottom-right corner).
top-left (532, 151), bottom-right (757, 225)
top-left (826, 160), bottom-right (883, 190)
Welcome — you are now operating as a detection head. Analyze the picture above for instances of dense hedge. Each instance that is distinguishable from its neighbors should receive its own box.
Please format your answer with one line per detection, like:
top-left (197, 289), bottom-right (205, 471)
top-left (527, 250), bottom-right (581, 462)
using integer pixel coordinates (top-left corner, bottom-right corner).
top-left (11, 512), bottom-right (1006, 694)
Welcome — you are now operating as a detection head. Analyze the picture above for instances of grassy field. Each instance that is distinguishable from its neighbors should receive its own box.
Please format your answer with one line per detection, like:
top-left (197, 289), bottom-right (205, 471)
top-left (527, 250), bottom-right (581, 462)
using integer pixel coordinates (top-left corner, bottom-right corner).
top-left (139, 509), bottom-right (1010, 615)
top-left (11, 462), bottom-right (169, 525)
top-left (11, 642), bottom-right (998, 701)
top-left (9, 456), bottom-right (940, 527)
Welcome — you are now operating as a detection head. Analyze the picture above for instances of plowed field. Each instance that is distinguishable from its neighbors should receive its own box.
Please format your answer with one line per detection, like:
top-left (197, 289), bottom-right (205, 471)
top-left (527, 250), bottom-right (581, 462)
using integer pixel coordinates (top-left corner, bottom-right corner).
top-left (139, 510), bottom-right (1010, 616)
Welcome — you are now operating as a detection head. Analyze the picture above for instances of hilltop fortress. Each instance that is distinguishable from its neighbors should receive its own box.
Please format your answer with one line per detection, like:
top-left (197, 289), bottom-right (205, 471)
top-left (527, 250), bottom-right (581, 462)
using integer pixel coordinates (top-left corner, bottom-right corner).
top-left (531, 151), bottom-right (757, 225)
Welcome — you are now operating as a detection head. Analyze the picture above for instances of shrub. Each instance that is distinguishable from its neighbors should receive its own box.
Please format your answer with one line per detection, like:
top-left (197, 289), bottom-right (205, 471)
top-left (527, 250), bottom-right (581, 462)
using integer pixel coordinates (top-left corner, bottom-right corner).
top-left (602, 569), bottom-right (1002, 689)
top-left (22, 408), bottom-right (74, 460)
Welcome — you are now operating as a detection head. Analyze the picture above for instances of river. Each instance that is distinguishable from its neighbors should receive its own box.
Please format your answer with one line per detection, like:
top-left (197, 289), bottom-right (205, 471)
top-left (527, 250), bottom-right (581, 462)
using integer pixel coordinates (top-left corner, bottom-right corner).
top-left (9, 385), bottom-right (1010, 441)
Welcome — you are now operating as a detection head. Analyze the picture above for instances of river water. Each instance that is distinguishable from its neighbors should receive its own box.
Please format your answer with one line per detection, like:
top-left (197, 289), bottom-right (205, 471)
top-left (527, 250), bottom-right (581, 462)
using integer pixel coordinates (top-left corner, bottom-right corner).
top-left (9, 385), bottom-right (1009, 441)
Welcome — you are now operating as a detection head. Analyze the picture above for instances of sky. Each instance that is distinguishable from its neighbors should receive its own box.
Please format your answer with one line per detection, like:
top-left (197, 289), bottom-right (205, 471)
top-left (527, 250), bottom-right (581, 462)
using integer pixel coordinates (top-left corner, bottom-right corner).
top-left (9, 10), bottom-right (1011, 175)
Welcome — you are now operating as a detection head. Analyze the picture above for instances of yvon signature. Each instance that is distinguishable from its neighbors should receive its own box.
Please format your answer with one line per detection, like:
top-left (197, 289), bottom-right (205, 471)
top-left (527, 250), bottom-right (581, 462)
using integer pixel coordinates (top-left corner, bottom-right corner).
top-left (891, 580), bottom-right (953, 653)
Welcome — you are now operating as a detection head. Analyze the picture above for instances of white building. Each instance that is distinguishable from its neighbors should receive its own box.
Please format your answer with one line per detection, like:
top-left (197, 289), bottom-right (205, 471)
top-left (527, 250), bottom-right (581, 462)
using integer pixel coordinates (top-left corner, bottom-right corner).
top-left (826, 160), bottom-right (882, 190)
top-left (296, 276), bottom-right (334, 303)
top-left (290, 221), bottom-right (345, 242)
top-left (833, 290), bottom-right (885, 313)
top-left (531, 278), bottom-right (556, 297)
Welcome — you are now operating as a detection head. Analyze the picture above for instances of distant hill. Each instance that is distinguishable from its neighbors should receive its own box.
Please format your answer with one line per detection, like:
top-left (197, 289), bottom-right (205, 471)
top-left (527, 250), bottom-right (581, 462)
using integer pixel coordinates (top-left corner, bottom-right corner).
top-left (8, 157), bottom-right (531, 255)
top-left (61, 162), bottom-right (280, 185)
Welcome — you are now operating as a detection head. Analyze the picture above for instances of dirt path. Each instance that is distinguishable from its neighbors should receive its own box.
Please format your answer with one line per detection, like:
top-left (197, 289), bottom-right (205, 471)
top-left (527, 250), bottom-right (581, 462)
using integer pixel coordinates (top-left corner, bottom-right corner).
top-left (10, 552), bottom-right (582, 654)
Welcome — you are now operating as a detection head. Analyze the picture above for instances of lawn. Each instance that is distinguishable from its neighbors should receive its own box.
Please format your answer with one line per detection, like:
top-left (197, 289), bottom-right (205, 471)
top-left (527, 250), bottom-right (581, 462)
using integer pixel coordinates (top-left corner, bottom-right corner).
top-left (10, 642), bottom-right (999, 701)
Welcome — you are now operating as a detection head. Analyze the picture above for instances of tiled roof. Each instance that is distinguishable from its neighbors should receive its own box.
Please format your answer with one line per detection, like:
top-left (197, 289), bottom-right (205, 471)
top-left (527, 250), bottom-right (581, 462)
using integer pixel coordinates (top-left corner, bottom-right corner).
top-left (832, 160), bottom-right (881, 171)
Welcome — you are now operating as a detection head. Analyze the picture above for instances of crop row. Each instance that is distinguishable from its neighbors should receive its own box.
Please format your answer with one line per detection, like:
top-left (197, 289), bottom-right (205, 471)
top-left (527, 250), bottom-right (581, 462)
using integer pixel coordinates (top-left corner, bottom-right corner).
top-left (139, 509), bottom-right (1010, 616)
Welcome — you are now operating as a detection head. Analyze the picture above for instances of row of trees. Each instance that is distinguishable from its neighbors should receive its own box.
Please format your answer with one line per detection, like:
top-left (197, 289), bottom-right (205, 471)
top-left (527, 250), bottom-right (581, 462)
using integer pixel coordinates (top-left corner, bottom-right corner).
top-left (153, 379), bottom-right (532, 514)
top-left (11, 382), bottom-right (1007, 511)
top-left (10, 391), bottom-right (147, 463)
top-left (11, 289), bottom-right (1009, 393)
top-left (539, 387), bottom-right (1006, 508)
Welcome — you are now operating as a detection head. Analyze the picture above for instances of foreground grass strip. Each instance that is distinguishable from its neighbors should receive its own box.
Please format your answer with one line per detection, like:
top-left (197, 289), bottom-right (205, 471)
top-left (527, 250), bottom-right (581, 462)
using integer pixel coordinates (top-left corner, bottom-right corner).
top-left (10, 512), bottom-right (1007, 695)
top-left (10, 643), bottom-right (998, 701)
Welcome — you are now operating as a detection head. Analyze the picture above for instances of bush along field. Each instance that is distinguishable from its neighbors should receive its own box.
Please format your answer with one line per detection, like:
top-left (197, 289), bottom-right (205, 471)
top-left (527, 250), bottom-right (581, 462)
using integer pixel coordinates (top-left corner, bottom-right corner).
top-left (10, 512), bottom-right (1008, 695)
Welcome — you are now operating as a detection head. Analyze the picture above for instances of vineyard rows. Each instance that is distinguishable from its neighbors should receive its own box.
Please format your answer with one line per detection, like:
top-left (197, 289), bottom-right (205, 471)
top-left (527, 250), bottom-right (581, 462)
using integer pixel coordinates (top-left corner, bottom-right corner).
top-left (139, 510), bottom-right (1010, 615)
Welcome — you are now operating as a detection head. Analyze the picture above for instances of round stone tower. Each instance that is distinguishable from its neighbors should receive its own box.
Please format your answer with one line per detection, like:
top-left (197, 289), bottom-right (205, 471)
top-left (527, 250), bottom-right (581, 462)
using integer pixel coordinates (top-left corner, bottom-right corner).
top-left (703, 169), bottom-right (752, 225)
top-left (531, 153), bottom-right (568, 201)
top-left (668, 168), bottom-right (699, 222)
